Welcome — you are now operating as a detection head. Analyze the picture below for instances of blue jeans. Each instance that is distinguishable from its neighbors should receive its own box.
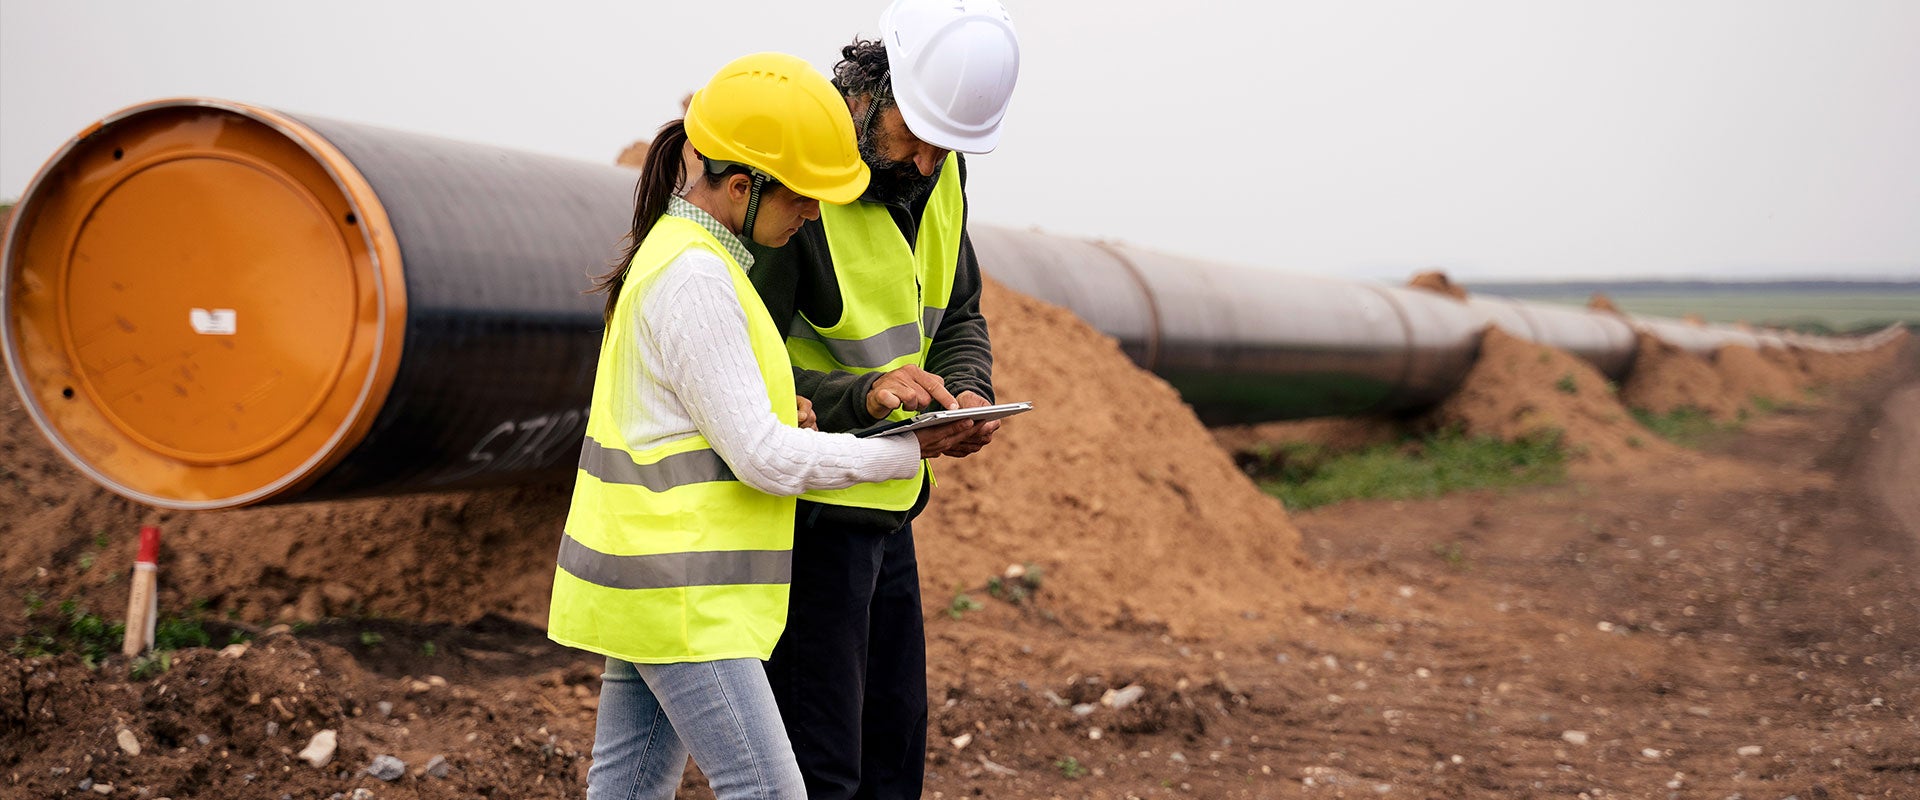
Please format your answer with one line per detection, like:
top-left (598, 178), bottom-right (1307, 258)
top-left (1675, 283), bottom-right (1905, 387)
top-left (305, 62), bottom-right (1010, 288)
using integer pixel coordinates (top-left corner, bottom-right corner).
top-left (587, 657), bottom-right (807, 800)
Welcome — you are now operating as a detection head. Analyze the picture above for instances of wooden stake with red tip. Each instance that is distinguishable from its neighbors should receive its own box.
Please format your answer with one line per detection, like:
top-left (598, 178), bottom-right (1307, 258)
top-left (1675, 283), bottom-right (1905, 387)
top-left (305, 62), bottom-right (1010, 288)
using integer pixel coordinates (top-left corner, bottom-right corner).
top-left (122, 525), bottom-right (161, 656)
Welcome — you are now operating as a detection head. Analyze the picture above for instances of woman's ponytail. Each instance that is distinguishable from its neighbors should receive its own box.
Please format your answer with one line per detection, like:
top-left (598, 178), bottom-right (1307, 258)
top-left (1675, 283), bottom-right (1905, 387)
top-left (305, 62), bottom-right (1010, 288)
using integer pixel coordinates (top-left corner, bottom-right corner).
top-left (594, 119), bottom-right (691, 325)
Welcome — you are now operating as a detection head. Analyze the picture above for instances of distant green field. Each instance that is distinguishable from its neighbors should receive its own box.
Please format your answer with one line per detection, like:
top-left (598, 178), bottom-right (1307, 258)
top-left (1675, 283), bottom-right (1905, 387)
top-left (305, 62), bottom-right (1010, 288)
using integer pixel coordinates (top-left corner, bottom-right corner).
top-left (1516, 291), bottom-right (1920, 331)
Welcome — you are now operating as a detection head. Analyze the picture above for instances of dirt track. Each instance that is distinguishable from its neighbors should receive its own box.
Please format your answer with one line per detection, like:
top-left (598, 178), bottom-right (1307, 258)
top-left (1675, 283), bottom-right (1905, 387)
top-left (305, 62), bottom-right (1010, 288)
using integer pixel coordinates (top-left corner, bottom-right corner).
top-left (908, 341), bottom-right (1920, 799)
top-left (4, 332), bottom-right (1916, 797)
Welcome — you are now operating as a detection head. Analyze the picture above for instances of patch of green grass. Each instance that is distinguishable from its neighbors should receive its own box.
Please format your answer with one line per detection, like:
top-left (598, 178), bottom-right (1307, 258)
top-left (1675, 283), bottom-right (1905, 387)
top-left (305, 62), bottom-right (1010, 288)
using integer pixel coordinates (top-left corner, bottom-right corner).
top-left (984, 576), bottom-right (1021, 604)
top-left (10, 601), bottom-right (125, 668)
top-left (1555, 374), bottom-right (1579, 394)
top-left (946, 592), bottom-right (984, 620)
top-left (1055, 756), bottom-right (1087, 779)
top-left (129, 651), bottom-right (172, 680)
top-left (155, 617), bottom-right (212, 650)
top-left (1631, 407), bottom-right (1733, 448)
top-left (11, 596), bottom-right (232, 677)
top-left (358, 630), bottom-right (385, 648)
top-left (1431, 541), bottom-right (1470, 570)
top-left (984, 564), bottom-right (1044, 606)
top-left (1253, 429), bottom-right (1565, 510)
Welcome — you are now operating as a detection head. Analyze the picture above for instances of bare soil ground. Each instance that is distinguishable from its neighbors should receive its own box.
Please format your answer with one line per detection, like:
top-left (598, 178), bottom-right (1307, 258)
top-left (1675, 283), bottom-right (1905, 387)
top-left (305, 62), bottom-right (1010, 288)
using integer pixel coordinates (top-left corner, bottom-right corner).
top-left (4, 321), bottom-right (1915, 798)
top-left (912, 341), bottom-right (1920, 800)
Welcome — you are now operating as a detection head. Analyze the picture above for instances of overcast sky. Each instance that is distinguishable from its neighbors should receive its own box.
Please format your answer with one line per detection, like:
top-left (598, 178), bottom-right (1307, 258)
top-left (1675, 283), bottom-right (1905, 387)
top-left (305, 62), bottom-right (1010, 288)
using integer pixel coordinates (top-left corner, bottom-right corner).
top-left (3, 1), bottom-right (1917, 282)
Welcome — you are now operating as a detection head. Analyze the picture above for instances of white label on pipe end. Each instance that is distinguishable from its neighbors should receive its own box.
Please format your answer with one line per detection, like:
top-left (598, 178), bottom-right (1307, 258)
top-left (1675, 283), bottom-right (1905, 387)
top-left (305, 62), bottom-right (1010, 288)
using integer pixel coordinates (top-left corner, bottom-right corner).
top-left (190, 308), bottom-right (237, 335)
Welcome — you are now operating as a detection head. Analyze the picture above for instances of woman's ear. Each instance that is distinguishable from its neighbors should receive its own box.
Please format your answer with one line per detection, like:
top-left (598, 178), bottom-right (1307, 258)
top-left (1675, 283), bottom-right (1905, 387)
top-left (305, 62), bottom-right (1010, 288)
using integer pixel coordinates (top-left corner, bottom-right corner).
top-left (726, 173), bottom-right (753, 202)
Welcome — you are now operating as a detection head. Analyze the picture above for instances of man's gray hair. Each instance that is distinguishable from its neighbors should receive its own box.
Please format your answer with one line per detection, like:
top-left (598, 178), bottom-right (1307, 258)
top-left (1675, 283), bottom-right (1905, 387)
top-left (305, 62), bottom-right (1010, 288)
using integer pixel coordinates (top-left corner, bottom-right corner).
top-left (832, 38), bottom-right (893, 106)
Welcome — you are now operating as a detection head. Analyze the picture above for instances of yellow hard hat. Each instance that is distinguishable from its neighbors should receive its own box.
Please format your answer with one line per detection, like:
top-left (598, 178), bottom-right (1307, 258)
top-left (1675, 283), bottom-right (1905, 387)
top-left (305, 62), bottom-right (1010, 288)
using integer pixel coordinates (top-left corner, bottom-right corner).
top-left (685, 52), bottom-right (870, 205)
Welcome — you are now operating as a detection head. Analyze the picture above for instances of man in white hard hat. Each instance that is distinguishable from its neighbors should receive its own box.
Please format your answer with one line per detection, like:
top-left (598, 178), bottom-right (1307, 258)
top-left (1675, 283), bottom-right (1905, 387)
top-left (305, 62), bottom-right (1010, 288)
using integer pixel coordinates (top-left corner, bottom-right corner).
top-left (746, 0), bottom-right (1020, 797)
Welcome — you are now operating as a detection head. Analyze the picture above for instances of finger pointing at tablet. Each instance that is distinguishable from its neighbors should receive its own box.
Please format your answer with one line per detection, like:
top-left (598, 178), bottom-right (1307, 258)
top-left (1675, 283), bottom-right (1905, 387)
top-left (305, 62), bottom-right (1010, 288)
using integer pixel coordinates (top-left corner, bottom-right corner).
top-left (866, 365), bottom-right (960, 419)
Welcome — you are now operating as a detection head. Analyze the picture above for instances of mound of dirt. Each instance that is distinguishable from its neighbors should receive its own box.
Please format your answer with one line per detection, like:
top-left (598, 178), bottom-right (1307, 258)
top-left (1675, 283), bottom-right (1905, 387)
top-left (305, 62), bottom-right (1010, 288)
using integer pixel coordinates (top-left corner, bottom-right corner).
top-left (1618, 332), bottom-right (1744, 421)
top-left (1790, 330), bottom-right (1912, 386)
top-left (1758, 344), bottom-right (1886, 389)
top-left (614, 94), bottom-right (693, 171)
top-left (1712, 344), bottom-right (1807, 406)
top-left (1406, 270), bottom-right (1467, 300)
top-left (1586, 293), bottom-right (1621, 313)
top-left (614, 139), bottom-right (649, 169)
top-left (1620, 331), bottom-right (1910, 422)
top-left (1419, 328), bottom-right (1678, 468)
top-left (914, 280), bottom-right (1325, 636)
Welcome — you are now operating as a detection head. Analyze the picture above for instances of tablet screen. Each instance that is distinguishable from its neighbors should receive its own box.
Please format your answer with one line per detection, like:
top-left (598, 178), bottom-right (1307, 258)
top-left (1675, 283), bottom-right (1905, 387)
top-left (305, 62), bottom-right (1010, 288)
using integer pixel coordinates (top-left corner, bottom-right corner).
top-left (852, 401), bottom-right (1034, 438)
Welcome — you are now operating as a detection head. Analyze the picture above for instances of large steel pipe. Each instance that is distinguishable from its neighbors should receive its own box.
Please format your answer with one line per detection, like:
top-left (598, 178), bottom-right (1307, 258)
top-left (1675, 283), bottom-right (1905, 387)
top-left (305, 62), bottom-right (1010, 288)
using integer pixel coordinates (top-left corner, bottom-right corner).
top-left (976, 230), bottom-right (1487, 421)
top-left (1465, 296), bottom-right (1638, 380)
top-left (3, 99), bottom-right (625, 509)
top-left (6, 99), bottom-right (1892, 508)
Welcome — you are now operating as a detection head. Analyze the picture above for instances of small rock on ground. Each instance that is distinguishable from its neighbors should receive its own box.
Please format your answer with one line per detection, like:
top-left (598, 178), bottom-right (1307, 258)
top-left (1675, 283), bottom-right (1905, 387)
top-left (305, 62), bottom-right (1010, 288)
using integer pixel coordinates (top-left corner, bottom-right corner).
top-left (365, 754), bottom-right (406, 781)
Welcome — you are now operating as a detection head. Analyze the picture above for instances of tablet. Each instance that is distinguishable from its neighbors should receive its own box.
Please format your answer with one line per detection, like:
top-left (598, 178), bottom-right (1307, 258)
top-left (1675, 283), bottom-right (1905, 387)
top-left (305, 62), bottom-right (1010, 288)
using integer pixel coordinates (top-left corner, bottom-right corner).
top-left (852, 401), bottom-right (1034, 438)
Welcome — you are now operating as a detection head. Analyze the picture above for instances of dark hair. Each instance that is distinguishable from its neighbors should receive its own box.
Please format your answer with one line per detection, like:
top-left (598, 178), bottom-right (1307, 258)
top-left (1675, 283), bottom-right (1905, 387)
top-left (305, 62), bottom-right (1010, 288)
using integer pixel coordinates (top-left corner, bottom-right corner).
top-left (833, 38), bottom-right (894, 132)
top-left (592, 119), bottom-right (747, 325)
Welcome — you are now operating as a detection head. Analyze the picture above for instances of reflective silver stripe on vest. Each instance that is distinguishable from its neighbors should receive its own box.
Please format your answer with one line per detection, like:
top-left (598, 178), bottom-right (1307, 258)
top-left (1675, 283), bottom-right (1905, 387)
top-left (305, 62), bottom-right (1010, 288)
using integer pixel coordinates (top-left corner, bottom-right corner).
top-left (921, 306), bottom-right (946, 338)
top-left (557, 534), bottom-right (792, 589)
top-left (786, 316), bottom-right (923, 369)
top-left (579, 437), bottom-right (734, 490)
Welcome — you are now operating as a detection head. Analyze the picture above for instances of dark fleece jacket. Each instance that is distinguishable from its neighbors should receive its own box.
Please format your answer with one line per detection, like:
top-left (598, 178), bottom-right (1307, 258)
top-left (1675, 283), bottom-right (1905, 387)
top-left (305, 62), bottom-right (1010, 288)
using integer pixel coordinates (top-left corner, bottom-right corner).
top-left (747, 155), bottom-right (994, 531)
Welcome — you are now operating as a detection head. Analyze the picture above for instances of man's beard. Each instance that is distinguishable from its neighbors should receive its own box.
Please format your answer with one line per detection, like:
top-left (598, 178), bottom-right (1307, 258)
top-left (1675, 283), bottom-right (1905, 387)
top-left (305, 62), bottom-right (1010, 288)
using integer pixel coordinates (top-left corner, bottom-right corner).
top-left (859, 135), bottom-right (941, 207)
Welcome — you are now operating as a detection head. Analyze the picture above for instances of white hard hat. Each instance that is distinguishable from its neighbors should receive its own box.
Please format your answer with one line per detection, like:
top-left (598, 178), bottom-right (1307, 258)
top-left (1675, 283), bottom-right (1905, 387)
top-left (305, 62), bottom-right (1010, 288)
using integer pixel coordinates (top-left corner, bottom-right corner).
top-left (878, 0), bottom-right (1021, 154)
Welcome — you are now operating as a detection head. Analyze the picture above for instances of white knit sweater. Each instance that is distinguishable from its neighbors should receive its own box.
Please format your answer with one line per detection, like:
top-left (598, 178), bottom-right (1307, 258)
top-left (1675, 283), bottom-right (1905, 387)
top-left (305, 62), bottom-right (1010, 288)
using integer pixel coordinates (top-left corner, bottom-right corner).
top-left (610, 248), bottom-right (920, 495)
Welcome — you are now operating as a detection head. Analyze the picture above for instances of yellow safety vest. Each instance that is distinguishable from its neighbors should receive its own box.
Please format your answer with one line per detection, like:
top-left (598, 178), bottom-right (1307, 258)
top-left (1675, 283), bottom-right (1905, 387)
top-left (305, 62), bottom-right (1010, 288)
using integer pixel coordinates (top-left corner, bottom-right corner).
top-left (786, 156), bottom-right (964, 511)
top-left (548, 216), bottom-right (799, 664)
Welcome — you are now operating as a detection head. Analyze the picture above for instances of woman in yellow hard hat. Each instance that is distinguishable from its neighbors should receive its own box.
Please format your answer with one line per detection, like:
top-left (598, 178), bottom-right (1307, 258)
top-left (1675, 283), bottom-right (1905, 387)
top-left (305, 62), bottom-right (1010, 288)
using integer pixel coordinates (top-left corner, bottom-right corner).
top-left (548, 52), bottom-right (974, 799)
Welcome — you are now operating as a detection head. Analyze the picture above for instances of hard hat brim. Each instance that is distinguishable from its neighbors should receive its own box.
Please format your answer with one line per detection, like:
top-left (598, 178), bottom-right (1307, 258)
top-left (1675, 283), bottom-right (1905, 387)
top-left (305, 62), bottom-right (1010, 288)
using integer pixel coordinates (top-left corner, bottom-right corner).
top-left (894, 100), bottom-right (1003, 155)
top-left (789, 161), bottom-right (871, 205)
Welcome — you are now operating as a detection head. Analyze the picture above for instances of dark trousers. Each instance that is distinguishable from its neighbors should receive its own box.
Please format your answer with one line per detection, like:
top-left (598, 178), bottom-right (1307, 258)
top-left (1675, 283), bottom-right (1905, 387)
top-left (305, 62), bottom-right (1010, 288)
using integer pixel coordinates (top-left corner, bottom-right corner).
top-left (765, 513), bottom-right (927, 800)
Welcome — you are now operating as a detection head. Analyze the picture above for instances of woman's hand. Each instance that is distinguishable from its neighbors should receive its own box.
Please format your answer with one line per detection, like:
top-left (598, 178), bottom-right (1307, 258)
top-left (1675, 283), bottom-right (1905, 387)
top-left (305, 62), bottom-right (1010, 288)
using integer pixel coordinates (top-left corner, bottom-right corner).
top-left (796, 395), bottom-right (818, 430)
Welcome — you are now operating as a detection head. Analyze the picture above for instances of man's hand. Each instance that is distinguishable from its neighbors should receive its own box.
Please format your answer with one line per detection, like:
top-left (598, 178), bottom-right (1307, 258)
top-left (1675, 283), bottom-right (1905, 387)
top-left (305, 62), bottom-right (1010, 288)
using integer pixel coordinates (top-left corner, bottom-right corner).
top-left (866, 365), bottom-right (959, 420)
top-left (941, 390), bottom-right (1001, 458)
top-left (796, 395), bottom-right (817, 430)
top-left (912, 419), bottom-right (974, 459)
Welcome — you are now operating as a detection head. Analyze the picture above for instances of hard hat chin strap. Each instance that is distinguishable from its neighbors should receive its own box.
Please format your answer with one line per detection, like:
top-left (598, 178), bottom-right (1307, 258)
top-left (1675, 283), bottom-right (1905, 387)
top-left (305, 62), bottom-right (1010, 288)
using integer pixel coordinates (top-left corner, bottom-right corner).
top-left (857, 75), bottom-right (892, 147)
top-left (741, 172), bottom-right (769, 241)
top-left (702, 155), bottom-right (773, 241)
